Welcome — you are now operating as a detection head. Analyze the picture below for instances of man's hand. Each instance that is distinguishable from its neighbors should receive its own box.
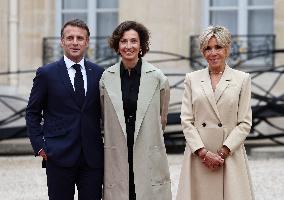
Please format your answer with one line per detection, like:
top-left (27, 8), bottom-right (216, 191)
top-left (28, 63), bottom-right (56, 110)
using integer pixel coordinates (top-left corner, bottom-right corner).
top-left (39, 149), bottom-right (48, 161)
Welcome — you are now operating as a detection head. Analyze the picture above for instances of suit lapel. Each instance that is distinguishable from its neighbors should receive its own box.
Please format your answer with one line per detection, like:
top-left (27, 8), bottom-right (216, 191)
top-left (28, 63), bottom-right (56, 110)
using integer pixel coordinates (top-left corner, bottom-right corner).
top-left (57, 58), bottom-right (78, 105)
top-left (134, 61), bottom-right (158, 144)
top-left (84, 62), bottom-right (96, 109)
top-left (214, 66), bottom-right (232, 103)
top-left (104, 63), bottom-right (127, 137)
top-left (200, 69), bottom-right (221, 121)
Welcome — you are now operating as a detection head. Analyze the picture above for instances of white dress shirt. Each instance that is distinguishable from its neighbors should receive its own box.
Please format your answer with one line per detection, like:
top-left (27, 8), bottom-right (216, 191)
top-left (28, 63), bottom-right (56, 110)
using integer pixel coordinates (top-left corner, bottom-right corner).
top-left (64, 55), bottom-right (87, 95)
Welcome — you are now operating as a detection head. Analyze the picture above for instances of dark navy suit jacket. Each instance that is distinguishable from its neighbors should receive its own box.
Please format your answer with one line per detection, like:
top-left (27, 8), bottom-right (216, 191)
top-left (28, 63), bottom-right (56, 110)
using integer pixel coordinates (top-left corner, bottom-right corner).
top-left (26, 57), bottom-right (104, 168)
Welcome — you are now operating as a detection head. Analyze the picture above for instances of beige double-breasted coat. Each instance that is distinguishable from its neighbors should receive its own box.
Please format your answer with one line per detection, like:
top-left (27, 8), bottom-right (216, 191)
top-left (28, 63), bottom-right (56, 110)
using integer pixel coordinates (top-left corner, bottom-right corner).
top-left (176, 66), bottom-right (254, 200)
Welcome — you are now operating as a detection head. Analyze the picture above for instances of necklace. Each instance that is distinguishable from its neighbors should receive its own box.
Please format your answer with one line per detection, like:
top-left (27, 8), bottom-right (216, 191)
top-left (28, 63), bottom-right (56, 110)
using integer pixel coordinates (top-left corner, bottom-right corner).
top-left (209, 70), bottom-right (223, 75)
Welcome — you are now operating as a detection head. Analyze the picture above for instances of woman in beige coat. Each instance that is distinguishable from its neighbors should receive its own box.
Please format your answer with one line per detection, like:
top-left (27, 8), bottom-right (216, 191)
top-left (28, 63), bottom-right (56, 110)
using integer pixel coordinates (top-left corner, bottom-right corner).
top-left (100, 21), bottom-right (171, 200)
top-left (176, 26), bottom-right (254, 200)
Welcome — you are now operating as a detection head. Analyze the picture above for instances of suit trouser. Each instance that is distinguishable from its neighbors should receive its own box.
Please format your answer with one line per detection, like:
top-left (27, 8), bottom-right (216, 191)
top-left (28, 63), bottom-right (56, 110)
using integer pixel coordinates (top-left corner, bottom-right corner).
top-left (46, 151), bottom-right (103, 200)
top-left (126, 118), bottom-right (136, 200)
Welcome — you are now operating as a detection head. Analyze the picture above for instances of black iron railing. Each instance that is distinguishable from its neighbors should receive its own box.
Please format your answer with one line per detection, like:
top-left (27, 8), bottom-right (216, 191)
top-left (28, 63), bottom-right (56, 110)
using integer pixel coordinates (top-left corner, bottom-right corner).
top-left (43, 35), bottom-right (276, 70)
top-left (0, 35), bottom-right (283, 148)
top-left (1, 60), bottom-right (284, 145)
top-left (43, 36), bottom-right (119, 67)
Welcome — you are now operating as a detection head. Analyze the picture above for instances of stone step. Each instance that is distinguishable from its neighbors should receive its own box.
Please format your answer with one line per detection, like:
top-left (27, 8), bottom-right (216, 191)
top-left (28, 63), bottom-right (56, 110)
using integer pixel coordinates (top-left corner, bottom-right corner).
top-left (0, 138), bottom-right (33, 155)
top-left (249, 146), bottom-right (284, 159)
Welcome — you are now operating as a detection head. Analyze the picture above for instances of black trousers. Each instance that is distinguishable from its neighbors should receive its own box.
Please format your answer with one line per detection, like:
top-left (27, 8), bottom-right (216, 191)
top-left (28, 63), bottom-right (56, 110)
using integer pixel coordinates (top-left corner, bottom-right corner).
top-left (46, 151), bottom-right (103, 200)
top-left (126, 118), bottom-right (136, 200)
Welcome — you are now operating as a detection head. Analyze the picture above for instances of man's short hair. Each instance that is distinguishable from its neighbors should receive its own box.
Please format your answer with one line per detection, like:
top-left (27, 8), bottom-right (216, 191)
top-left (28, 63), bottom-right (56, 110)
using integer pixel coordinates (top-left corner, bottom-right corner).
top-left (61, 19), bottom-right (90, 38)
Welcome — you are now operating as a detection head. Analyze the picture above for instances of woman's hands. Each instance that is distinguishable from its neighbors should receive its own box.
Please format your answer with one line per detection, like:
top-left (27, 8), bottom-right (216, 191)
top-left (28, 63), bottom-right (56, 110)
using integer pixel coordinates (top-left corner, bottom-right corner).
top-left (196, 147), bottom-right (225, 171)
top-left (202, 151), bottom-right (224, 170)
top-left (217, 145), bottom-right (230, 159)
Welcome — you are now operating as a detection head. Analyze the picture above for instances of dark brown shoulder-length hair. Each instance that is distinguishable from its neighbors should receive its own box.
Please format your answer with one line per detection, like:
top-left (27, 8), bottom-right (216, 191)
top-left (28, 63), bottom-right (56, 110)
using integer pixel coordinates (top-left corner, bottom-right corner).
top-left (108, 21), bottom-right (150, 57)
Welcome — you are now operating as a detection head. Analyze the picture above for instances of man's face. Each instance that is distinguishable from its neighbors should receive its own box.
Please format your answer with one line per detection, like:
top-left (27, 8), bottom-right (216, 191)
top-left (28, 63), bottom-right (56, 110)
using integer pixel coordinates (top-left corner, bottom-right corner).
top-left (61, 25), bottom-right (89, 63)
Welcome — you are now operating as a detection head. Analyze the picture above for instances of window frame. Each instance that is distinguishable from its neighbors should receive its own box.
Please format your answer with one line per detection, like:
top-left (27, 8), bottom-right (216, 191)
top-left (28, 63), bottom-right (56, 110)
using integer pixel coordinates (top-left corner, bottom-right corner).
top-left (55, 0), bottom-right (118, 37)
top-left (202, 0), bottom-right (274, 35)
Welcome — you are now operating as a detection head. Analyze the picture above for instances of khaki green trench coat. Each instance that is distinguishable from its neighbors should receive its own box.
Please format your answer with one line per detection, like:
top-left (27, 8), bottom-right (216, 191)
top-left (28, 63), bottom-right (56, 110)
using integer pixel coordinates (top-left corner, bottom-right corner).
top-left (100, 59), bottom-right (172, 200)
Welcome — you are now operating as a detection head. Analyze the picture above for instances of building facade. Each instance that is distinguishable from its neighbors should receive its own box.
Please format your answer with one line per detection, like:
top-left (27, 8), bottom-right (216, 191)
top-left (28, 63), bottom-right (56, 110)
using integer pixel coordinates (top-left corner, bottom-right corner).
top-left (0, 0), bottom-right (283, 93)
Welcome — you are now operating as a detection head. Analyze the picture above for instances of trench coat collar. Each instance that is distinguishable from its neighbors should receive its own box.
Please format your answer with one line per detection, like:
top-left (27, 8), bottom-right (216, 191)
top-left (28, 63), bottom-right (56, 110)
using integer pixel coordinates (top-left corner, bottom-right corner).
top-left (105, 59), bottom-right (157, 141)
top-left (134, 59), bottom-right (157, 144)
top-left (105, 62), bottom-right (127, 137)
top-left (214, 65), bottom-right (233, 103)
top-left (200, 65), bottom-right (232, 121)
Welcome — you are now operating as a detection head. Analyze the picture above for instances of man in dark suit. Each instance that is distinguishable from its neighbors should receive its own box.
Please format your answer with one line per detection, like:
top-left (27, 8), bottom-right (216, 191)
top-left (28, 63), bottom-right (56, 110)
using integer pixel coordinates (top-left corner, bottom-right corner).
top-left (26, 19), bottom-right (104, 200)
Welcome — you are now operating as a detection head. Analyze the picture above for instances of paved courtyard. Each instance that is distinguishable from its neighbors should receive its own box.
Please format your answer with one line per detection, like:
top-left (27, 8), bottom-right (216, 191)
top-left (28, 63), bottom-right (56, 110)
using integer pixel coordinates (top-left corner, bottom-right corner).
top-left (1, 154), bottom-right (284, 200)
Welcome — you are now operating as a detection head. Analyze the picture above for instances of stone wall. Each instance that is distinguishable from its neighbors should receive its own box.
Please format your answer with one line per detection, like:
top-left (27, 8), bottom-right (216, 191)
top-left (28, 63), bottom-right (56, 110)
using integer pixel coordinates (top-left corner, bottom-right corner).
top-left (0, 0), bottom-right (9, 85)
top-left (119, 0), bottom-right (202, 59)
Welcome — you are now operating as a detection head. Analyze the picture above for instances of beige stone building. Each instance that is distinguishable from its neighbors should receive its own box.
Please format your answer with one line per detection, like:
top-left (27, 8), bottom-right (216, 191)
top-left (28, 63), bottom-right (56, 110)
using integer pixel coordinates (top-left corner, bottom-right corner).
top-left (0, 0), bottom-right (283, 95)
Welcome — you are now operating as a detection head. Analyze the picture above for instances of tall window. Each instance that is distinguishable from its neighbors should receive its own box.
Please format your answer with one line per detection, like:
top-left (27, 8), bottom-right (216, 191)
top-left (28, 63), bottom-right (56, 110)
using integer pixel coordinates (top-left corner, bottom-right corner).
top-left (56, 0), bottom-right (118, 37)
top-left (204, 0), bottom-right (274, 35)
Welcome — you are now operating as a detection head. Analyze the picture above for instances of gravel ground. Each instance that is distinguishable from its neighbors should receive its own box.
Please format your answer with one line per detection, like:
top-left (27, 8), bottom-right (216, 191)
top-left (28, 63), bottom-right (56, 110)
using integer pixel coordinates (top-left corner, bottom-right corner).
top-left (1, 154), bottom-right (284, 200)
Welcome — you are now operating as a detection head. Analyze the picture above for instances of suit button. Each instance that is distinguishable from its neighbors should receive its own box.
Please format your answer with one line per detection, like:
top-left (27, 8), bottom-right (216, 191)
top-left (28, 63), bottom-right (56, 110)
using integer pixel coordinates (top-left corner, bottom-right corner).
top-left (202, 123), bottom-right (206, 127)
top-left (218, 123), bottom-right (222, 127)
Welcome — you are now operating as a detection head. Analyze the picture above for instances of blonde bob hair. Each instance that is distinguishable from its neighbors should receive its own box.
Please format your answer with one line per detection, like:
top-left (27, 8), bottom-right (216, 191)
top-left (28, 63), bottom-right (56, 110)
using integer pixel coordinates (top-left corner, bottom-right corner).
top-left (199, 25), bottom-right (232, 53)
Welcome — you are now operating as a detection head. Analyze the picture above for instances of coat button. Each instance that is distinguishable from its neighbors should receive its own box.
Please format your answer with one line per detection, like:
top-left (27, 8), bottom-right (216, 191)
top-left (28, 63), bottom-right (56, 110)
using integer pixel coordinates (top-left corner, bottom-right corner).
top-left (218, 123), bottom-right (222, 127)
top-left (202, 123), bottom-right (206, 127)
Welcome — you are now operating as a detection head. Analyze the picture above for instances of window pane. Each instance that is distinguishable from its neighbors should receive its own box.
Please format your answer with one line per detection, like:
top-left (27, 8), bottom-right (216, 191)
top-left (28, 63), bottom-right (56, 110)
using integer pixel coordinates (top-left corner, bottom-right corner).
top-left (63, 0), bottom-right (87, 9)
top-left (248, 10), bottom-right (273, 34)
top-left (97, 0), bottom-right (118, 8)
top-left (97, 12), bottom-right (118, 36)
top-left (62, 13), bottom-right (88, 25)
top-left (210, 11), bottom-right (238, 34)
top-left (210, 0), bottom-right (237, 6)
top-left (248, 0), bottom-right (273, 6)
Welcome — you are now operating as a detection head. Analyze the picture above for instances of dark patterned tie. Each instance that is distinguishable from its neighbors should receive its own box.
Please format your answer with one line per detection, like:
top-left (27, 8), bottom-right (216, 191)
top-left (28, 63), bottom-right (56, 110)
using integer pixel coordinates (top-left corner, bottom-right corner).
top-left (72, 64), bottom-right (85, 107)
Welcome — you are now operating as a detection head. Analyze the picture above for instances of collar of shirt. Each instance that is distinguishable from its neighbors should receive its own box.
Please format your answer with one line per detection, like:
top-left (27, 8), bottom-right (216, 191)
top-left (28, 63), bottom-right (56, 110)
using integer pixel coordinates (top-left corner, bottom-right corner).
top-left (120, 58), bottom-right (142, 77)
top-left (64, 55), bottom-right (85, 70)
top-left (63, 55), bottom-right (87, 94)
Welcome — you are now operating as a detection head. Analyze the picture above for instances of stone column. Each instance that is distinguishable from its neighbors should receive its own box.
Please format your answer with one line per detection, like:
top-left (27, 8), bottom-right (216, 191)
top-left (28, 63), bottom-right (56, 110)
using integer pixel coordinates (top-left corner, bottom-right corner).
top-left (8, 0), bottom-right (18, 86)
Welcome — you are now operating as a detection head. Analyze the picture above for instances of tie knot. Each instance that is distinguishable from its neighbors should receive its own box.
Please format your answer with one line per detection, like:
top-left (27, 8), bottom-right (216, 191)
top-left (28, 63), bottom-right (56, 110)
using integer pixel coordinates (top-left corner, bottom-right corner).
top-left (72, 64), bottom-right (81, 72)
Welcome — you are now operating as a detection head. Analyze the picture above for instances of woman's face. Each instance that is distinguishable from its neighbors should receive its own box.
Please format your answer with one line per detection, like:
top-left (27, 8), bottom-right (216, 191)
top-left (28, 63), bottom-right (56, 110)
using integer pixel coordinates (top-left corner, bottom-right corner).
top-left (118, 29), bottom-right (141, 63)
top-left (203, 36), bottom-right (228, 70)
